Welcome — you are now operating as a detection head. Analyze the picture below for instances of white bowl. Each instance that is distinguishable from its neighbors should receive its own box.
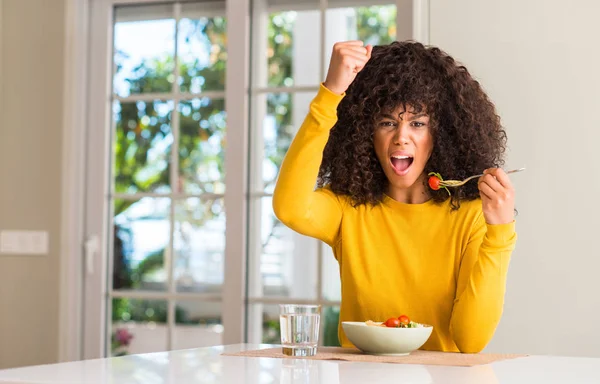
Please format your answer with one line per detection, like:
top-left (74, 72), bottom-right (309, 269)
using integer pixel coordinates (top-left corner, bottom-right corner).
top-left (341, 322), bottom-right (433, 356)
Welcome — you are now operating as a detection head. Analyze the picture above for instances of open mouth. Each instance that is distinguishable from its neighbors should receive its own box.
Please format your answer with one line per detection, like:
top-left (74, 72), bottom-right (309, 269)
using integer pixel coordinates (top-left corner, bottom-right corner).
top-left (390, 155), bottom-right (414, 176)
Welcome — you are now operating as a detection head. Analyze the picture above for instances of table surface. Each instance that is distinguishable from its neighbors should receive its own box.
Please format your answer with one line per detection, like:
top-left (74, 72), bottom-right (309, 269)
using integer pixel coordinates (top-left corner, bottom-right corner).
top-left (1, 344), bottom-right (599, 383)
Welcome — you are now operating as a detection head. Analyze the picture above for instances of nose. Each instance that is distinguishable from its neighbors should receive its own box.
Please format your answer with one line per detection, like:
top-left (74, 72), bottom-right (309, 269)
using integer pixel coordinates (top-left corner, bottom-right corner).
top-left (392, 124), bottom-right (409, 145)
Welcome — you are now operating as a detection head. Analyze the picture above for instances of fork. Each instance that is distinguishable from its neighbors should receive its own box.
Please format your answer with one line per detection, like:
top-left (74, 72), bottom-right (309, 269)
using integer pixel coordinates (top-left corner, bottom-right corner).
top-left (440, 168), bottom-right (526, 188)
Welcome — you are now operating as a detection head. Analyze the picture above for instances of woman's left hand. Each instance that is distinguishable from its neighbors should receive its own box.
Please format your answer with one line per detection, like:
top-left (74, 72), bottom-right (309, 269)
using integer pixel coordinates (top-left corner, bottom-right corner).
top-left (478, 168), bottom-right (515, 225)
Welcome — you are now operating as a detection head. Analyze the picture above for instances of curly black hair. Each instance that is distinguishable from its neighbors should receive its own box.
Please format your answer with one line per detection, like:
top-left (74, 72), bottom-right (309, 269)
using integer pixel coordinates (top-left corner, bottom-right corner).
top-left (316, 40), bottom-right (507, 209)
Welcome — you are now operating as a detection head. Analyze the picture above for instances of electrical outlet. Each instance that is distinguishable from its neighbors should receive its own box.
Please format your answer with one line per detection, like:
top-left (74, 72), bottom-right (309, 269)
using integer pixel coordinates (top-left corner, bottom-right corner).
top-left (0, 230), bottom-right (49, 255)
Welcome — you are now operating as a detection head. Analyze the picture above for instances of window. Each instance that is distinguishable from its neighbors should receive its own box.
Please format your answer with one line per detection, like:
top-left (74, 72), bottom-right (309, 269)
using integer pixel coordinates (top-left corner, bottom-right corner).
top-left (108, 2), bottom-right (228, 356)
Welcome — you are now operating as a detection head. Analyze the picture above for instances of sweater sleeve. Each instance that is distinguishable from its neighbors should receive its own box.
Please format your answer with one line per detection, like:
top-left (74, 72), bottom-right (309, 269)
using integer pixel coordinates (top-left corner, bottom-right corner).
top-left (449, 212), bottom-right (517, 353)
top-left (272, 84), bottom-right (345, 247)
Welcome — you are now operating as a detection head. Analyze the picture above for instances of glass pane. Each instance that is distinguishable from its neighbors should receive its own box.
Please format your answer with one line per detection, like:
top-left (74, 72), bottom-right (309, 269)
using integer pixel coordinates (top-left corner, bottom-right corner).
top-left (247, 197), bottom-right (318, 300)
top-left (258, 92), bottom-right (313, 193)
top-left (266, 9), bottom-right (321, 88)
top-left (321, 242), bottom-right (341, 302)
top-left (113, 5), bottom-right (175, 97)
top-left (174, 198), bottom-right (225, 293)
top-left (247, 304), bottom-right (279, 344)
top-left (113, 197), bottom-right (170, 291)
top-left (178, 4), bottom-right (227, 93)
top-left (324, 5), bottom-right (397, 75)
top-left (174, 301), bottom-right (223, 349)
top-left (178, 98), bottom-right (226, 194)
top-left (113, 100), bottom-right (173, 194)
top-left (110, 298), bottom-right (167, 356)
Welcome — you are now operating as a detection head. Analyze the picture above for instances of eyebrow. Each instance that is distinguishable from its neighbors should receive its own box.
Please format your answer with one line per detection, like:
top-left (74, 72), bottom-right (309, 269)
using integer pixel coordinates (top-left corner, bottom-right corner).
top-left (380, 112), bottom-right (429, 120)
top-left (399, 112), bottom-right (428, 120)
top-left (379, 113), bottom-right (398, 120)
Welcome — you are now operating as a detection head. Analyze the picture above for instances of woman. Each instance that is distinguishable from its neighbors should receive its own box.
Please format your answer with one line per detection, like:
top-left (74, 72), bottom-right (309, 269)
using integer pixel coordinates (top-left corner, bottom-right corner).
top-left (272, 40), bottom-right (517, 353)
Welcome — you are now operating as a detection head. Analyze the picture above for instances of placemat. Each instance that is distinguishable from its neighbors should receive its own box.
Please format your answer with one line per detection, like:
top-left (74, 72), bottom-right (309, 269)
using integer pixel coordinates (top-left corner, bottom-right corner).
top-left (222, 347), bottom-right (527, 367)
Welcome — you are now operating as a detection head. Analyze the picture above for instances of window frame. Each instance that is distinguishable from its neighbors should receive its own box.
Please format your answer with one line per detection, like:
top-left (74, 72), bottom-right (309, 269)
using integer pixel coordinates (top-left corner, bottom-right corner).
top-left (82, 0), bottom-right (250, 358)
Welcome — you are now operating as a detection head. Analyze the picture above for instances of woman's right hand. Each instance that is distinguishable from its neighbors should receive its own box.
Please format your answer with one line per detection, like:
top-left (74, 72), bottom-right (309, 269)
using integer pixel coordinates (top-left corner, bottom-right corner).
top-left (323, 41), bottom-right (372, 95)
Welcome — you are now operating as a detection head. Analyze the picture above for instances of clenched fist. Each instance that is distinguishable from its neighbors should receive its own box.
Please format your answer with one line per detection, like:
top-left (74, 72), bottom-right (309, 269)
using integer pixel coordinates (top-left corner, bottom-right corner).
top-left (323, 41), bottom-right (373, 95)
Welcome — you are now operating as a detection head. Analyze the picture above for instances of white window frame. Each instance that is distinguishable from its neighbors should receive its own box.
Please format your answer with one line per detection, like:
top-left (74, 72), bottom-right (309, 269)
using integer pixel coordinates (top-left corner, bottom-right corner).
top-left (60, 0), bottom-right (429, 361)
top-left (59, 0), bottom-right (90, 362)
top-left (79, 0), bottom-right (251, 358)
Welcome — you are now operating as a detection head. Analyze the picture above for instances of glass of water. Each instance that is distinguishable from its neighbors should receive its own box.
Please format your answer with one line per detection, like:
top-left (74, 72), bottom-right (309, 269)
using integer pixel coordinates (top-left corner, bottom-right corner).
top-left (279, 304), bottom-right (321, 356)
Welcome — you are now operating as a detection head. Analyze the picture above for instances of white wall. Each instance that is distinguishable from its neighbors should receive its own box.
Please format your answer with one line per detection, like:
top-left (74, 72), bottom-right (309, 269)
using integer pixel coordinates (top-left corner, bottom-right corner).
top-left (429, 0), bottom-right (600, 357)
top-left (0, 0), bottom-right (65, 369)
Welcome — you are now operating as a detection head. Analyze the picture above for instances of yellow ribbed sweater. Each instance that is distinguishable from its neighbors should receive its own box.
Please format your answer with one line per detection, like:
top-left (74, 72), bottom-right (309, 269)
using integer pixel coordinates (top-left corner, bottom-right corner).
top-left (273, 84), bottom-right (517, 353)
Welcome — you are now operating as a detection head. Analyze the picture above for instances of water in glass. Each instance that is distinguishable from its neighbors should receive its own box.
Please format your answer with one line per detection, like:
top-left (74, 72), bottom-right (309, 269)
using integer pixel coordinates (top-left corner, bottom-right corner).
top-left (279, 304), bottom-right (321, 356)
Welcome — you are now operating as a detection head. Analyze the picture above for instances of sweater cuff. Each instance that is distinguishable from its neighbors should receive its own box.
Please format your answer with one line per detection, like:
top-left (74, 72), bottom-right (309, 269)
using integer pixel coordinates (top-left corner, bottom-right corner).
top-left (484, 221), bottom-right (517, 247)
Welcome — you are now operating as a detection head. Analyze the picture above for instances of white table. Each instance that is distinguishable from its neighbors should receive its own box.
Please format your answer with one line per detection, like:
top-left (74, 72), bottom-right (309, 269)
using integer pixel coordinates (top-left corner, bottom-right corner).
top-left (0, 344), bottom-right (599, 383)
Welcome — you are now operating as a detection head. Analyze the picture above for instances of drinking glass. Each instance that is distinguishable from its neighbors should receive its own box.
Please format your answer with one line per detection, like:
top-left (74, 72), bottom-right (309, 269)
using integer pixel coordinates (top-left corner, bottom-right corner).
top-left (279, 304), bottom-right (321, 356)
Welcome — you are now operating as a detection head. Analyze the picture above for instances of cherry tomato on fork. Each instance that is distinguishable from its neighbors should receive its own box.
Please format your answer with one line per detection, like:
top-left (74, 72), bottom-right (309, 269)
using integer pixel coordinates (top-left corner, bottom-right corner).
top-left (428, 175), bottom-right (441, 191)
top-left (384, 317), bottom-right (401, 327)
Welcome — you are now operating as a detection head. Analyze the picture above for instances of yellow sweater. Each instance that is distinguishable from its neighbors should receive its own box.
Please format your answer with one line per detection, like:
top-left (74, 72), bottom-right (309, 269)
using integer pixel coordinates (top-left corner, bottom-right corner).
top-left (273, 84), bottom-right (517, 353)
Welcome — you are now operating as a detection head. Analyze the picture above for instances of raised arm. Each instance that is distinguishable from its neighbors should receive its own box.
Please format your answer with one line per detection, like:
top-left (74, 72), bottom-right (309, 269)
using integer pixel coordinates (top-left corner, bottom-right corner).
top-left (273, 41), bottom-right (372, 246)
top-left (272, 86), bottom-right (344, 246)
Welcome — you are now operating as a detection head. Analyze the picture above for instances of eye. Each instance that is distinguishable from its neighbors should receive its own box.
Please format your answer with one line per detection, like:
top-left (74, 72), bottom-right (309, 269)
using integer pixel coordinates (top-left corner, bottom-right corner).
top-left (411, 121), bottom-right (427, 128)
top-left (378, 121), bottom-right (397, 128)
